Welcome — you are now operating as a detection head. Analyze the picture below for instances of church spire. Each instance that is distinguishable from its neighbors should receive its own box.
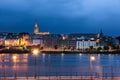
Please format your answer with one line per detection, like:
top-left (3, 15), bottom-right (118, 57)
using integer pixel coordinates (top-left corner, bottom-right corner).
top-left (97, 28), bottom-right (103, 39)
top-left (100, 28), bottom-right (103, 36)
top-left (34, 21), bottom-right (39, 34)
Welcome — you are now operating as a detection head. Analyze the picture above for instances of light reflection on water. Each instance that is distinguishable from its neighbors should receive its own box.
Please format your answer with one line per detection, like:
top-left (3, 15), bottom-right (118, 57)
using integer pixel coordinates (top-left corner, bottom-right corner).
top-left (0, 53), bottom-right (120, 66)
top-left (0, 53), bottom-right (120, 77)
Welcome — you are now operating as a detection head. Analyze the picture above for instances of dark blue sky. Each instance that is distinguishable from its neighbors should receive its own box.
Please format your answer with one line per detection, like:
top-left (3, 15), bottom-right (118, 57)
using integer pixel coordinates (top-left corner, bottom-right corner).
top-left (0, 0), bottom-right (120, 36)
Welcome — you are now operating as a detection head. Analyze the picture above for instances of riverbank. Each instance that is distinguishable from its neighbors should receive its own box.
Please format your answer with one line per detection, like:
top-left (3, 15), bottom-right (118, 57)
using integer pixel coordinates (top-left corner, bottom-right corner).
top-left (42, 50), bottom-right (120, 54)
top-left (0, 76), bottom-right (119, 80)
top-left (0, 49), bottom-right (120, 54)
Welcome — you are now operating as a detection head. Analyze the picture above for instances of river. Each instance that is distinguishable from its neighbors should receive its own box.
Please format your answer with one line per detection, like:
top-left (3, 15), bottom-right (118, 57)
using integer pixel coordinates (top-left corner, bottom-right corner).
top-left (0, 53), bottom-right (120, 77)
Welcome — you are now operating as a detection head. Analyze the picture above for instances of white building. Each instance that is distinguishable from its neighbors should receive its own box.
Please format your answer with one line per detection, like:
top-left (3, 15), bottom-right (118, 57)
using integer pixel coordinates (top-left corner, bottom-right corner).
top-left (76, 36), bottom-right (96, 49)
top-left (32, 39), bottom-right (43, 46)
top-left (31, 34), bottom-right (43, 46)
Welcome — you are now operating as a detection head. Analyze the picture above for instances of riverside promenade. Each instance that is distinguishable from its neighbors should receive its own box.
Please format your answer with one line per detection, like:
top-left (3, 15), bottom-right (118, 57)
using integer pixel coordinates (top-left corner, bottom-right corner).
top-left (0, 48), bottom-right (120, 54)
top-left (1, 76), bottom-right (120, 80)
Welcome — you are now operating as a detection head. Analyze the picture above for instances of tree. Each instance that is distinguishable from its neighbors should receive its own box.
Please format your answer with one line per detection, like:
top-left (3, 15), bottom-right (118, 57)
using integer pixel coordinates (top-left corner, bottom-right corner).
top-left (89, 46), bottom-right (93, 50)
top-left (115, 45), bottom-right (119, 50)
top-left (97, 47), bottom-right (102, 51)
top-left (111, 44), bottom-right (116, 49)
top-left (103, 46), bottom-right (109, 51)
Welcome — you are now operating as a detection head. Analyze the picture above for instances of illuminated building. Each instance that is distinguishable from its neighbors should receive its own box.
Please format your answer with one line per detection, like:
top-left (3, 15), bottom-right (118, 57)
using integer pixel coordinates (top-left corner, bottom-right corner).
top-left (18, 32), bottom-right (31, 46)
top-left (32, 39), bottom-right (43, 46)
top-left (76, 36), bottom-right (96, 49)
top-left (0, 38), bottom-right (4, 46)
top-left (5, 39), bottom-right (19, 46)
top-left (96, 29), bottom-right (104, 46)
top-left (31, 34), bottom-right (43, 46)
top-left (34, 22), bottom-right (50, 35)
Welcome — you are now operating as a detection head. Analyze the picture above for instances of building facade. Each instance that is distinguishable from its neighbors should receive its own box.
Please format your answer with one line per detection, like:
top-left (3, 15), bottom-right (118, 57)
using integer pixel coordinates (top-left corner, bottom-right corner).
top-left (76, 36), bottom-right (96, 49)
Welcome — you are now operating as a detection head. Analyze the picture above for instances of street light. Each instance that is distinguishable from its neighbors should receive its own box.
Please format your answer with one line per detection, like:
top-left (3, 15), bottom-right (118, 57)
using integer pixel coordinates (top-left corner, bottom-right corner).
top-left (13, 55), bottom-right (17, 60)
top-left (12, 55), bottom-right (17, 80)
top-left (32, 49), bottom-right (39, 56)
top-left (32, 49), bottom-right (40, 79)
top-left (90, 56), bottom-right (95, 61)
top-left (90, 55), bottom-right (95, 80)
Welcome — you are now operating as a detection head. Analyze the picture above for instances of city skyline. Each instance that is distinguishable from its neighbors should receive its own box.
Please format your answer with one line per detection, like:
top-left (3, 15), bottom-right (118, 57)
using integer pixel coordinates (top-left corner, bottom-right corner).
top-left (0, 0), bottom-right (120, 36)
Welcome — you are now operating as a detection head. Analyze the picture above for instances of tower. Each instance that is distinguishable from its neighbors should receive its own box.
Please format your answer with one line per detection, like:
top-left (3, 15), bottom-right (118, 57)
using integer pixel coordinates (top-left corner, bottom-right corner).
top-left (33, 21), bottom-right (50, 35)
top-left (96, 29), bottom-right (104, 46)
top-left (97, 29), bottom-right (103, 39)
top-left (34, 22), bottom-right (39, 34)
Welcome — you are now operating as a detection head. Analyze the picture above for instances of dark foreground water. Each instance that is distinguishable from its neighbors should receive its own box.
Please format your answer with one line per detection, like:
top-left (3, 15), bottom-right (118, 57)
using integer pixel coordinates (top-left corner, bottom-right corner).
top-left (0, 53), bottom-right (120, 77)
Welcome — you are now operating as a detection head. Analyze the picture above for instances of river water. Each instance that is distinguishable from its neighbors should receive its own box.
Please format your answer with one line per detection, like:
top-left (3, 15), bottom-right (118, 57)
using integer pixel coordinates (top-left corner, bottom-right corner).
top-left (0, 53), bottom-right (120, 77)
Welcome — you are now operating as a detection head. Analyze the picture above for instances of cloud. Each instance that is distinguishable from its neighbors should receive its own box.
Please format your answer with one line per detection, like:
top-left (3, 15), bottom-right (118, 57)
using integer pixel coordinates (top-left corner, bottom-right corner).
top-left (0, 0), bottom-right (120, 35)
top-left (1, 0), bottom-right (120, 17)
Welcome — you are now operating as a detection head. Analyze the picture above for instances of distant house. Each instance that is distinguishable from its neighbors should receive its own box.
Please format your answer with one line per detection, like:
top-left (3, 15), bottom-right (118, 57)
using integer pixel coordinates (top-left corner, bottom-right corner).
top-left (5, 38), bottom-right (19, 46)
top-left (5, 34), bottom-right (19, 46)
top-left (76, 36), bottom-right (96, 49)
top-left (31, 34), bottom-right (43, 46)
top-left (0, 36), bottom-right (5, 46)
top-left (112, 38), bottom-right (119, 45)
top-left (32, 39), bottom-right (43, 46)
top-left (42, 34), bottom-right (62, 48)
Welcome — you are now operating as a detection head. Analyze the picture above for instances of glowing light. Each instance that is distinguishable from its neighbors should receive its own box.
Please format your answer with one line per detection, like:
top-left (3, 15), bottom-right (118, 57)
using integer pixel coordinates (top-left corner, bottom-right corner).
top-left (13, 55), bottom-right (17, 60)
top-left (96, 39), bottom-right (100, 43)
top-left (79, 53), bottom-right (82, 56)
top-left (42, 53), bottom-right (45, 56)
top-left (61, 53), bottom-right (64, 56)
top-left (62, 36), bottom-right (67, 40)
top-left (90, 56), bottom-right (95, 61)
top-left (32, 49), bottom-right (39, 55)
top-left (12, 55), bottom-right (17, 62)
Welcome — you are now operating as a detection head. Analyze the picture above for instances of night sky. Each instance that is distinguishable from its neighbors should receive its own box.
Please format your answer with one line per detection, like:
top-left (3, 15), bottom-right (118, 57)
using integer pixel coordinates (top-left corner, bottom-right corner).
top-left (0, 0), bottom-right (120, 36)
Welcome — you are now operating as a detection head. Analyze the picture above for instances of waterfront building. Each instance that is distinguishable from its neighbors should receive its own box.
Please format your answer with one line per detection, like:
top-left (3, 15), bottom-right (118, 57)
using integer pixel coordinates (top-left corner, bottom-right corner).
top-left (5, 38), bottom-right (19, 46)
top-left (59, 39), bottom-right (76, 49)
top-left (104, 36), bottom-right (119, 46)
top-left (112, 38), bottom-right (119, 45)
top-left (66, 33), bottom-right (97, 49)
top-left (5, 33), bottom-right (19, 46)
top-left (0, 38), bottom-right (4, 46)
top-left (0, 34), bottom-right (5, 46)
top-left (68, 33), bottom-right (97, 40)
top-left (76, 36), bottom-right (96, 49)
top-left (42, 34), bottom-right (62, 48)
top-left (31, 34), bottom-right (43, 46)
top-left (24, 39), bottom-right (32, 46)
top-left (96, 29), bottom-right (105, 46)
top-left (32, 39), bottom-right (43, 46)
top-left (34, 22), bottom-right (50, 35)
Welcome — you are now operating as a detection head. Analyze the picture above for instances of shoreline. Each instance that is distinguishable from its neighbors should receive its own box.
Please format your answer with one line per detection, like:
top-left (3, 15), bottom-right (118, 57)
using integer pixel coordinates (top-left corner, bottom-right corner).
top-left (0, 76), bottom-right (118, 80)
top-left (0, 49), bottom-right (120, 54)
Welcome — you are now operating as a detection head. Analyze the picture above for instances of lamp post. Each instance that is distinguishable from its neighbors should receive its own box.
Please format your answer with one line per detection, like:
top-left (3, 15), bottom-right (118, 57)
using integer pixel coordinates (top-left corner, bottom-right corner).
top-left (32, 49), bottom-right (39, 79)
top-left (12, 55), bottom-right (17, 80)
top-left (90, 55), bottom-right (95, 80)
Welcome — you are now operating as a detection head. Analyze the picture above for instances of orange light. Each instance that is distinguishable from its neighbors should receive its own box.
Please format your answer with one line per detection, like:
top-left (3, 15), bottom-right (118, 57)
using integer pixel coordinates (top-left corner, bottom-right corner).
top-left (96, 39), bottom-right (100, 43)
top-left (62, 36), bottom-right (66, 40)
top-left (13, 55), bottom-right (17, 60)
top-left (90, 56), bottom-right (95, 61)
top-left (32, 49), bottom-right (39, 55)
